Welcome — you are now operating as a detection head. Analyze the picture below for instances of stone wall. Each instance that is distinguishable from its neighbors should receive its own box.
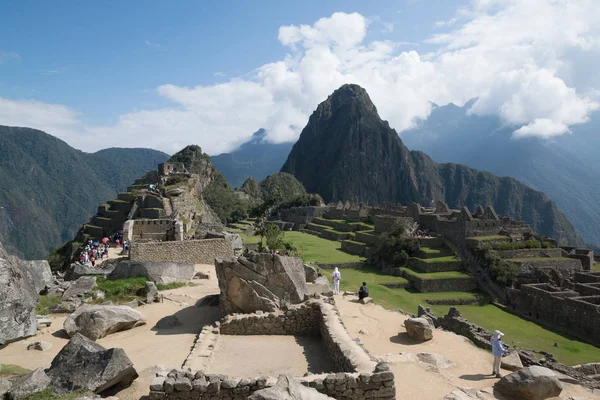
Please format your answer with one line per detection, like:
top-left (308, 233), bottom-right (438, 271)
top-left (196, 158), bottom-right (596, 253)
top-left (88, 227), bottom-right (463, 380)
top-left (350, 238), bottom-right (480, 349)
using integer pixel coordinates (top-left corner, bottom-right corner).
top-left (496, 248), bottom-right (563, 259)
top-left (149, 299), bottom-right (394, 400)
top-left (373, 215), bottom-right (412, 234)
top-left (341, 240), bottom-right (367, 256)
top-left (316, 262), bottom-right (364, 270)
top-left (219, 302), bottom-right (321, 336)
top-left (279, 206), bottom-right (329, 229)
top-left (506, 283), bottom-right (600, 347)
top-left (124, 219), bottom-right (183, 242)
top-left (130, 238), bottom-right (233, 264)
top-left (408, 258), bottom-right (463, 273)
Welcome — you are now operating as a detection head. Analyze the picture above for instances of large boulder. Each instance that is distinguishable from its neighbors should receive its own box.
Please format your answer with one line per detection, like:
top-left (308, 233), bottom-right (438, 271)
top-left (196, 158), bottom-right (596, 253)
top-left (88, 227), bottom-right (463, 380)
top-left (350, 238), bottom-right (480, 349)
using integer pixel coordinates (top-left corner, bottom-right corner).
top-left (216, 254), bottom-right (308, 314)
top-left (494, 366), bottom-right (563, 400)
top-left (64, 262), bottom-right (117, 281)
top-left (14, 259), bottom-right (53, 294)
top-left (144, 281), bottom-right (158, 303)
top-left (62, 276), bottom-right (97, 300)
top-left (107, 260), bottom-right (194, 284)
top-left (46, 333), bottom-right (138, 394)
top-left (404, 317), bottom-right (433, 341)
top-left (7, 368), bottom-right (51, 400)
top-left (0, 243), bottom-right (39, 345)
top-left (304, 264), bottom-right (318, 283)
top-left (502, 350), bottom-right (524, 372)
top-left (64, 305), bottom-right (146, 340)
top-left (0, 378), bottom-right (12, 399)
top-left (248, 375), bottom-right (334, 400)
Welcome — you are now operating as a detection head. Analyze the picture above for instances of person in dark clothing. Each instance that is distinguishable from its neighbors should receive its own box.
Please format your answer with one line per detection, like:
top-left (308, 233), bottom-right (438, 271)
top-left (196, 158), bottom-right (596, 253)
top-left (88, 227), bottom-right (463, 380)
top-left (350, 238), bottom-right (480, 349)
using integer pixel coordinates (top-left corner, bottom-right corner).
top-left (358, 282), bottom-right (369, 300)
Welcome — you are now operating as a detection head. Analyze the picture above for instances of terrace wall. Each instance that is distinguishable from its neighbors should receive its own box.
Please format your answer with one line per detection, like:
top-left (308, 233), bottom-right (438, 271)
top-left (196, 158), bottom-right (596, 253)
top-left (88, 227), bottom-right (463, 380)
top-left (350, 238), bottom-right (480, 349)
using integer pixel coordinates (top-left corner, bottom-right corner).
top-left (130, 238), bottom-right (233, 264)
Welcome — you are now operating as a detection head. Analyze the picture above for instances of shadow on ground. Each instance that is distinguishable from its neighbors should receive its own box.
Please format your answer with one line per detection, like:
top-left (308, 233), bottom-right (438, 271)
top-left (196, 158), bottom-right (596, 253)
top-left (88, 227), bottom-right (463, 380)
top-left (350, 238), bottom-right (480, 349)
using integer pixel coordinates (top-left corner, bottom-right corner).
top-left (295, 336), bottom-right (338, 374)
top-left (151, 304), bottom-right (221, 335)
top-left (389, 332), bottom-right (422, 346)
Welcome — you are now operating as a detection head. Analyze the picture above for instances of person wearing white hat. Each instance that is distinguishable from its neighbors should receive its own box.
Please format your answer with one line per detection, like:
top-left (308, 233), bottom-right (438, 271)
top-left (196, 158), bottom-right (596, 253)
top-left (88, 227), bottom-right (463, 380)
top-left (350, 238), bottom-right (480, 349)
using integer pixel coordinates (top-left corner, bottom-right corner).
top-left (491, 330), bottom-right (506, 377)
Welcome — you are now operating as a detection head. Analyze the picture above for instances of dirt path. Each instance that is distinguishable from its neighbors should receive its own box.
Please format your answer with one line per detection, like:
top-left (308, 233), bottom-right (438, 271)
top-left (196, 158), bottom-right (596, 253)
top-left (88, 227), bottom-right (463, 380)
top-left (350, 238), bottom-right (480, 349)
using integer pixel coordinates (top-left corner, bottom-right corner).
top-left (334, 294), bottom-right (600, 399)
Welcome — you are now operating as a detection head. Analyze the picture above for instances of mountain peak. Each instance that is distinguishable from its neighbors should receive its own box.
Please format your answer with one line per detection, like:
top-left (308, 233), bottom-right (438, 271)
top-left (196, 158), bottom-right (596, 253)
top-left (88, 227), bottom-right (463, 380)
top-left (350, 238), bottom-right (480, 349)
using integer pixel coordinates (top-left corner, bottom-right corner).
top-left (325, 84), bottom-right (377, 113)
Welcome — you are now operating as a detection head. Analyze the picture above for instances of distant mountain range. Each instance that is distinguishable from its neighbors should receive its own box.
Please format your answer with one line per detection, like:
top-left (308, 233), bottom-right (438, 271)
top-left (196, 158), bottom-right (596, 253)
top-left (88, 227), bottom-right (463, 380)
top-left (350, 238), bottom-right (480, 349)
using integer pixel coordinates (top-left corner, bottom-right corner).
top-left (0, 126), bottom-right (169, 259)
top-left (280, 84), bottom-right (583, 245)
top-left (211, 129), bottom-right (294, 188)
top-left (401, 102), bottom-right (600, 249)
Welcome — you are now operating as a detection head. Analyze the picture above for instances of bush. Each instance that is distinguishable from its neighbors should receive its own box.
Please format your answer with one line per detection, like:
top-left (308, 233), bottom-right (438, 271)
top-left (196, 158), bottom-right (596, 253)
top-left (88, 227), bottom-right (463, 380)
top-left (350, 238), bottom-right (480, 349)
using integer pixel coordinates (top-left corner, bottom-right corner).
top-left (368, 224), bottom-right (419, 268)
top-left (264, 223), bottom-right (285, 250)
top-left (483, 250), bottom-right (523, 286)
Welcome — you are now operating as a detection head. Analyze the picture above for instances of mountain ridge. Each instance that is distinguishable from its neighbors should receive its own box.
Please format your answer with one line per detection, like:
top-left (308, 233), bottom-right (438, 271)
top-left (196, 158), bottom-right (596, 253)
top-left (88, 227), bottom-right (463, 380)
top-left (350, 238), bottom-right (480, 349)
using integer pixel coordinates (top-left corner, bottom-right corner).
top-left (281, 84), bottom-right (583, 245)
top-left (0, 125), bottom-right (169, 259)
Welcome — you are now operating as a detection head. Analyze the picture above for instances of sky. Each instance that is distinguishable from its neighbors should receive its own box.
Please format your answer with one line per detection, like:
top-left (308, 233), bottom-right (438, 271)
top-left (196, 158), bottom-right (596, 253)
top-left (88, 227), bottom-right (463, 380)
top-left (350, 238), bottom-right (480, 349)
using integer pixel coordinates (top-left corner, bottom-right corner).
top-left (1, 0), bottom-right (599, 155)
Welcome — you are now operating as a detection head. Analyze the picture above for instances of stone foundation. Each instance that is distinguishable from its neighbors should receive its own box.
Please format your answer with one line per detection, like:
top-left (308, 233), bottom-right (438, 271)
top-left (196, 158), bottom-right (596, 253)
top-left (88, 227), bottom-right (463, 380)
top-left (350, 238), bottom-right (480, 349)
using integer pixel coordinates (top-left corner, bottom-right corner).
top-left (151, 299), bottom-right (395, 400)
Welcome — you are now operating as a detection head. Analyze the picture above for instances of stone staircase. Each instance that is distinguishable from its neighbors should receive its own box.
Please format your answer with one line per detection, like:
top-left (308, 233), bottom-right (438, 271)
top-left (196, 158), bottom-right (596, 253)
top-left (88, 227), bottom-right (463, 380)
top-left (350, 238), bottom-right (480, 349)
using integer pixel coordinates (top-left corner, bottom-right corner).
top-left (162, 197), bottom-right (173, 218)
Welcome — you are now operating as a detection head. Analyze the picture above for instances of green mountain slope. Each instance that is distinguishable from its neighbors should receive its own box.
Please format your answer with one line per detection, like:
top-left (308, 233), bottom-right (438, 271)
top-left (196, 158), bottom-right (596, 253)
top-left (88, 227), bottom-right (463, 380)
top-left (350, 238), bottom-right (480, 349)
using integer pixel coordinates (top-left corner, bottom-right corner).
top-left (280, 84), bottom-right (583, 245)
top-left (0, 125), bottom-right (169, 259)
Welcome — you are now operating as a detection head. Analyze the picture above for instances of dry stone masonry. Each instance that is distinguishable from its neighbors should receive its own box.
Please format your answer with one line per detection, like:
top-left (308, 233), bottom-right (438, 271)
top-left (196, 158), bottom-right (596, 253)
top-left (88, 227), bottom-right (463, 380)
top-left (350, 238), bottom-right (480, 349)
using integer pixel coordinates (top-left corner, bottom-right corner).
top-left (151, 298), bottom-right (395, 399)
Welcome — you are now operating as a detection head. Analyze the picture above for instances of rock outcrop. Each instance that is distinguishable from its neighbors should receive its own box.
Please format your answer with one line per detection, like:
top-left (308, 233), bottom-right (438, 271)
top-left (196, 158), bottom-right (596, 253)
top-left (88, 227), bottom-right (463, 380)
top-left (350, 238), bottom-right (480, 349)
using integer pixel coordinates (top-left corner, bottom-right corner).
top-left (15, 259), bottom-right (53, 294)
top-left (0, 243), bottom-right (39, 345)
top-left (216, 253), bottom-right (308, 314)
top-left (46, 333), bottom-right (138, 394)
top-left (502, 350), bottom-right (524, 372)
top-left (64, 262), bottom-right (117, 281)
top-left (248, 375), bottom-right (334, 400)
top-left (404, 317), bottom-right (433, 341)
top-left (494, 366), bottom-right (562, 400)
top-left (64, 305), bottom-right (146, 340)
top-left (7, 368), bottom-right (51, 400)
top-left (62, 276), bottom-right (97, 300)
top-left (108, 260), bottom-right (195, 284)
top-left (304, 264), bottom-right (318, 283)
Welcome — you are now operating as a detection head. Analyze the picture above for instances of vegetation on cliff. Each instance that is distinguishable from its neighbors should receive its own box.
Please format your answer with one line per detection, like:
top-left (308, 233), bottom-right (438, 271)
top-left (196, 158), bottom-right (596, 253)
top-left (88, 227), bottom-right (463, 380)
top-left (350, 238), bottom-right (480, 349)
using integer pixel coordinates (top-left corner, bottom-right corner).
top-left (280, 84), bottom-right (583, 245)
top-left (0, 125), bottom-right (168, 259)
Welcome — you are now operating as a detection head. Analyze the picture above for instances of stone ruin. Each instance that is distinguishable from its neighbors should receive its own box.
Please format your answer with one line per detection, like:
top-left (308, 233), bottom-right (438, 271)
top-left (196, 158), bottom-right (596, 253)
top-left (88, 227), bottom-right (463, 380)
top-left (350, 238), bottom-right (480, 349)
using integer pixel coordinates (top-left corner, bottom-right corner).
top-left (147, 253), bottom-right (396, 400)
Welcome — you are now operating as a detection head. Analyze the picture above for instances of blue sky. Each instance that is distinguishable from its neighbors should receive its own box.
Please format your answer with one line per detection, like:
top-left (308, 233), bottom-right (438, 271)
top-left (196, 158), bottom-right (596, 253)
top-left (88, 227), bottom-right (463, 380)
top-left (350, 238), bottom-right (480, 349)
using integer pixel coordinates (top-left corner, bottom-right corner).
top-left (0, 1), bottom-right (456, 125)
top-left (1, 1), bottom-right (598, 154)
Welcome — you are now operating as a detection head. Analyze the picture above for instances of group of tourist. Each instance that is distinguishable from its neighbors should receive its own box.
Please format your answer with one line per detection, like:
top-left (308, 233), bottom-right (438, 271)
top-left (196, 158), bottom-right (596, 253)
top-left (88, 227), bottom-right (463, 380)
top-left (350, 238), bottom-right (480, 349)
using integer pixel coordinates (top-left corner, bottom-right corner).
top-left (79, 239), bottom-right (110, 267)
top-left (148, 183), bottom-right (165, 197)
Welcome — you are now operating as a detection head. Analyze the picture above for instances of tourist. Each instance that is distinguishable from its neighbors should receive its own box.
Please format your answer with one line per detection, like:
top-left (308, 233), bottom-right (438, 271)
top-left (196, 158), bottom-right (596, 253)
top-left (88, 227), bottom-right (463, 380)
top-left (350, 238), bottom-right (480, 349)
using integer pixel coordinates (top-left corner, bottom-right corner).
top-left (90, 256), bottom-right (95, 267)
top-left (332, 267), bottom-right (341, 295)
top-left (491, 330), bottom-right (506, 378)
top-left (358, 282), bottom-right (369, 300)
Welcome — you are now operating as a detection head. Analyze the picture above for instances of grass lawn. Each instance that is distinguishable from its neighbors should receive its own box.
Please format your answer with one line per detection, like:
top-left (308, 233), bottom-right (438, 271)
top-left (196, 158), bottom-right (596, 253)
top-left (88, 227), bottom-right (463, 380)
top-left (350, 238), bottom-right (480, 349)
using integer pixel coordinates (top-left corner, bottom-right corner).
top-left (509, 257), bottom-right (574, 262)
top-left (284, 231), bottom-right (365, 264)
top-left (420, 247), bottom-right (442, 254)
top-left (401, 268), bottom-right (472, 280)
top-left (0, 364), bottom-right (31, 376)
top-left (414, 255), bottom-right (460, 263)
top-left (320, 267), bottom-right (477, 313)
top-left (456, 305), bottom-right (600, 366)
top-left (469, 235), bottom-right (510, 241)
top-left (593, 263), bottom-right (600, 272)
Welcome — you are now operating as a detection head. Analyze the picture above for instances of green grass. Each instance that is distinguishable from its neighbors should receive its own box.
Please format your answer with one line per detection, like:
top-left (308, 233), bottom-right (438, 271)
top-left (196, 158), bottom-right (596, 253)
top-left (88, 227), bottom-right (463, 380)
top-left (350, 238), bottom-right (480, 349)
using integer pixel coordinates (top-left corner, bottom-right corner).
top-left (320, 267), bottom-right (476, 312)
top-left (455, 304), bottom-right (600, 366)
top-left (18, 388), bottom-right (91, 400)
top-left (469, 235), bottom-right (510, 241)
top-left (419, 247), bottom-right (442, 254)
top-left (36, 294), bottom-right (63, 315)
top-left (0, 364), bottom-right (31, 376)
top-left (414, 255), bottom-right (460, 263)
top-left (284, 231), bottom-right (365, 264)
top-left (509, 257), bottom-right (574, 262)
top-left (95, 277), bottom-right (146, 303)
top-left (401, 268), bottom-right (472, 280)
top-left (156, 282), bottom-right (192, 290)
top-left (593, 263), bottom-right (600, 272)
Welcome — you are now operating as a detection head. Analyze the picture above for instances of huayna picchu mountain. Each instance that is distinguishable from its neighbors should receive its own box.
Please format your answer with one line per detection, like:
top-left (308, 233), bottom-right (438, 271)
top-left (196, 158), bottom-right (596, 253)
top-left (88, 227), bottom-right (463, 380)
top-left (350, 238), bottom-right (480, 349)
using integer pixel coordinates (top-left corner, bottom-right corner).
top-left (0, 125), bottom-right (169, 259)
top-left (281, 84), bottom-right (583, 245)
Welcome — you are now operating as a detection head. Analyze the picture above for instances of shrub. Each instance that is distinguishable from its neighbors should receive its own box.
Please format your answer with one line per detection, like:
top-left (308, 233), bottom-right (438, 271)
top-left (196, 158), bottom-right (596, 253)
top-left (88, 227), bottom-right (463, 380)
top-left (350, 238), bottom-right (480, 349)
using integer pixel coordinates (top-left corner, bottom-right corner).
top-left (264, 223), bottom-right (285, 250)
top-left (368, 224), bottom-right (419, 268)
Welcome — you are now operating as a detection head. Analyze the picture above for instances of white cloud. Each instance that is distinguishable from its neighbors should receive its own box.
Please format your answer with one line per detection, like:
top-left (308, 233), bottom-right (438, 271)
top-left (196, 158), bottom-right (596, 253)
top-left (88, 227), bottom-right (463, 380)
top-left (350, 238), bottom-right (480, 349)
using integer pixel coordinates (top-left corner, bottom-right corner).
top-left (145, 40), bottom-right (162, 48)
top-left (2, 3), bottom-right (600, 154)
top-left (213, 71), bottom-right (226, 77)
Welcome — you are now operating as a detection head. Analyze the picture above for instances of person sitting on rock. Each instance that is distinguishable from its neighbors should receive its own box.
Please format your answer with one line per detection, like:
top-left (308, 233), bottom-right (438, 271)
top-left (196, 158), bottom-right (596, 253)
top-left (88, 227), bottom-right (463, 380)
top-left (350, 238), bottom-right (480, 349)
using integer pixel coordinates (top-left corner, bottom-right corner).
top-left (358, 282), bottom-right (369, 300)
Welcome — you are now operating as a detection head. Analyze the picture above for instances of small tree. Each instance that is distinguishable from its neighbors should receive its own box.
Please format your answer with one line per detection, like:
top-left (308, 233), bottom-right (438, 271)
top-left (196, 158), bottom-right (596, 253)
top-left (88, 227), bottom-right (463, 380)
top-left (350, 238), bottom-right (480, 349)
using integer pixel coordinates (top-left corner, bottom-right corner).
top-left (264, 223), bottom-right (285, 250)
